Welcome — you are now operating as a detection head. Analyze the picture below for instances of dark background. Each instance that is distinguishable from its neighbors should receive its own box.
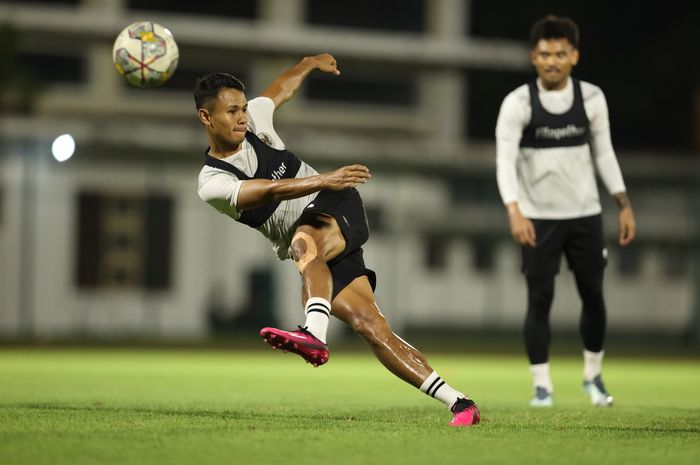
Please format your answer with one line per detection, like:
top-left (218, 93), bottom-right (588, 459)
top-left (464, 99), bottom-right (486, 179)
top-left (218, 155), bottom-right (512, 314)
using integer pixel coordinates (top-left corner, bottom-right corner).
top-left (3, 0), bottom-right (700, 153)
top-left (468, 0), bottom-right (700, 152)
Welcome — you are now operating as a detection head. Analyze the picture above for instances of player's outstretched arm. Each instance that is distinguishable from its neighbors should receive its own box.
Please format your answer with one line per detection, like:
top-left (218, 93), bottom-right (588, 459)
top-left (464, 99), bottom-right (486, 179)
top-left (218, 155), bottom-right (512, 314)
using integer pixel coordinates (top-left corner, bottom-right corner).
top-left (260, 53), bottom-right (340, 109)
top-left (236, 164), bottom-right (370, 210)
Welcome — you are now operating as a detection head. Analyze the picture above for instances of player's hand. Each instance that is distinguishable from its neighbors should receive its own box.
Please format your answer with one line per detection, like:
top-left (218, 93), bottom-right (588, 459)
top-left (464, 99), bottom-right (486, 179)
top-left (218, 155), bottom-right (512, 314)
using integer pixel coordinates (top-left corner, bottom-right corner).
top-left (305, 53), bottom-right (340, 76)
top-left (618, 206), bottom-right (636, 246)
top-left (321, 164), bottom-right (371, 190)
top-left (508, 205), bottom-right (536, 247)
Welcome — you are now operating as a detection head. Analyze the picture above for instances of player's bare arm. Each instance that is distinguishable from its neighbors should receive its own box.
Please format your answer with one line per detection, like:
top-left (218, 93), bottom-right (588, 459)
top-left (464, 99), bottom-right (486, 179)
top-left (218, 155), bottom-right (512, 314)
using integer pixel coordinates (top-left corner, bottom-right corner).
top-left (236, 164), bottom-right (371, 210)
top-left (506, 202), bottom-right (537, 247)
top-left (261, 53), bottom-right (340, 108)
top-left (612, 192), bottom-right (636, 246)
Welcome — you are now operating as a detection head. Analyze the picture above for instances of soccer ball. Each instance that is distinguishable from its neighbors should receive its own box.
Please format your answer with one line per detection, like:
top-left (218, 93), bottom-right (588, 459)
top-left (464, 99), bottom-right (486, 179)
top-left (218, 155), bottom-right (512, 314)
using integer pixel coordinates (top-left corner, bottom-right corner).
top-left (112, 21), bottom-right (179, 88)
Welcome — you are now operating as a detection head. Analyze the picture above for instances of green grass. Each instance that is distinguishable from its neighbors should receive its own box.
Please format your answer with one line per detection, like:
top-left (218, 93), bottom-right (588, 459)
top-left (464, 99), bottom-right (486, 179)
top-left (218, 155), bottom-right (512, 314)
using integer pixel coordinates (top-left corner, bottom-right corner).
top-left (0, 348), bottom-right (698, 465)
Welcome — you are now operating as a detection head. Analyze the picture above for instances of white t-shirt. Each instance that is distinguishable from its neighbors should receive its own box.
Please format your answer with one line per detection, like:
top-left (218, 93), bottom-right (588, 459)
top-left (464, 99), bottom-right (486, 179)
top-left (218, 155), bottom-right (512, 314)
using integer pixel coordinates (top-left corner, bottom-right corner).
top-left (197, 96), bottom-right (319, 260)
top-left (495, 77), bottom-right (626, 219)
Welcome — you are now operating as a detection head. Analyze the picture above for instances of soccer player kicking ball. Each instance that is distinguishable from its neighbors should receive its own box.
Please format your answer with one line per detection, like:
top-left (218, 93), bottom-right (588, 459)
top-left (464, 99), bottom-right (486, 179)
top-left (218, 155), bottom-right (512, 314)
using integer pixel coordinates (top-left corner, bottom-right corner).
top-left (495, 16), bottom-right (636, 407)
top-left (195, 53), bottom-right (479, 426)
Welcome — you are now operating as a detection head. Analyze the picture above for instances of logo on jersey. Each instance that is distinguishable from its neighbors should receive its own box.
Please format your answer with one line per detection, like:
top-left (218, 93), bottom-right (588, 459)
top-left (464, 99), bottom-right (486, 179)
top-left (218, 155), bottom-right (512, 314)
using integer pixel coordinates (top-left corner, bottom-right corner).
top-left (271, 162), bottom-right (287, 180)
top-left (535, 124), bottom-right (586, 140)
top-left (257, 132), bottom-right (275, 147)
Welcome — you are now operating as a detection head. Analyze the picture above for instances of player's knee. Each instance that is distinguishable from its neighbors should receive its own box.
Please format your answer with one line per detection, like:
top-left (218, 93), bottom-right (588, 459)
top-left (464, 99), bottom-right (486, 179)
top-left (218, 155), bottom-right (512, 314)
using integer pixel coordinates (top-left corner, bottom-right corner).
top-left (574, 270), bottom-right (605, 309)
top-left (529, 287), bottom-right (554, 308)
top-left (581, 289), bottom-right (605, 315)
top-left (349, 310), bottom-right (390, 345)
top-left (578, 281), bottom-right (604, 301)
top-left (526, 274), bottom-right (555, 312)
top-left (291, 230), bottom-right (319, 273)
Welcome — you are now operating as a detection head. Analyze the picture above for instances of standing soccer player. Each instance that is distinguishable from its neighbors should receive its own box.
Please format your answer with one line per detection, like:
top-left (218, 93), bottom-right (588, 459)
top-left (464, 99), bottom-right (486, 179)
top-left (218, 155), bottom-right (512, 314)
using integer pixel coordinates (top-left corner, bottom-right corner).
top-left (495, 16), bottom-right (636, 407)
top-left (195, 53), bottom-right (480, 426)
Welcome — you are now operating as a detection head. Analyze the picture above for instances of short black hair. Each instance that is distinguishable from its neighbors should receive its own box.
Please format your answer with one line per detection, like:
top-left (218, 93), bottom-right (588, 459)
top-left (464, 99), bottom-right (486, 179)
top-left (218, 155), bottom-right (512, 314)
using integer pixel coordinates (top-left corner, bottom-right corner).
top-left (529, 15), bottom-right (580, 49)
top-left (194, 73), bottom-right (245, 110)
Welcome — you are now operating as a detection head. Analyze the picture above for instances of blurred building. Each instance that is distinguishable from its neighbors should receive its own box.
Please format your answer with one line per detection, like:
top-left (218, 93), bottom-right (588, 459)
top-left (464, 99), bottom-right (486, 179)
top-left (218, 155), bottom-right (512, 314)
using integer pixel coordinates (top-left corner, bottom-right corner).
top-left (0, 0), bottom-right (698, 341)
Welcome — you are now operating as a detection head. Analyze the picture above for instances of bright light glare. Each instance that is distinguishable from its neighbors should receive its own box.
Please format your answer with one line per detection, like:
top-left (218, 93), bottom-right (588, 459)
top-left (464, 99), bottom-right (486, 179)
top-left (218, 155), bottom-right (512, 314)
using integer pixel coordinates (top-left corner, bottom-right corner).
top-left (51, 134), bottom-right (75, 162)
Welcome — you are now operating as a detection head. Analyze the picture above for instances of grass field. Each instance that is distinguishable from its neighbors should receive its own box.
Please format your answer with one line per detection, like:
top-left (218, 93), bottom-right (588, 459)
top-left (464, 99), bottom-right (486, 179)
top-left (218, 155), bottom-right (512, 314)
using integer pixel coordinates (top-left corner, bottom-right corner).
top-left (1, 347), bottom-right (698, 465)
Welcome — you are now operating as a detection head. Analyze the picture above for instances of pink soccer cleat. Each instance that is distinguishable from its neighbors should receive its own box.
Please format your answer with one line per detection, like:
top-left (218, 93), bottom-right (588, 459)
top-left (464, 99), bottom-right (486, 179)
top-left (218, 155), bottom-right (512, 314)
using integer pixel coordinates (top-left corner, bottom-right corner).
top-left (259, 326), bottom-right (329, 367)
top-left (449, 398), bottom-right (481, 427)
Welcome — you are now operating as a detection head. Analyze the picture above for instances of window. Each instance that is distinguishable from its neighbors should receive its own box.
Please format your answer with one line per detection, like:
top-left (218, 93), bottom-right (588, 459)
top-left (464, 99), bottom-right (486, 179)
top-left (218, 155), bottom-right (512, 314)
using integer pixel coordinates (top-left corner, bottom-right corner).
top-left (364, 205), bottom-right (385, 234)
top-left (448, 177), bottom-right (501, 203)
top-left (0, 0), bottom-right (78, 4)
top-left (306, 72), bottom-right (417, 106)
top-left (140, 65), bottom-right (248, 93)
top-left (127, 0), bottom-right (257, 18)
top-left (424, 234), bottom-right (448, 270)
top-left (20, 53), bottom-right (85, 84)
top-left (208, 267), bottom-right (276, 333)
top-left (662, 245), bottom-right (689, 279)
top-left (472, 237), bottom-right (495, 273)
top-left (465, 69), bottom-right (531, 142)
top-left (616, 246), bottom-right (641, 277)
top-left (307, 0), bottom-right (425, 32)
top-left (75, 191), bottom-right (173, 290)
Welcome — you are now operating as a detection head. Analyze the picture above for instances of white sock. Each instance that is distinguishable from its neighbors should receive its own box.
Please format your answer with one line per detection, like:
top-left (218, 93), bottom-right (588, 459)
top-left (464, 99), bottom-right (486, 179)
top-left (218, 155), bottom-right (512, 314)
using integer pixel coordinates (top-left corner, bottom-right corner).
top-left (530, 363), bottom-right (553, 392)
top-left (303, 297), bottom-right (330, 343)
top-left (419, 371), bottom-right (465, 410)
top-left (583, 349), bottom-right (604, 381)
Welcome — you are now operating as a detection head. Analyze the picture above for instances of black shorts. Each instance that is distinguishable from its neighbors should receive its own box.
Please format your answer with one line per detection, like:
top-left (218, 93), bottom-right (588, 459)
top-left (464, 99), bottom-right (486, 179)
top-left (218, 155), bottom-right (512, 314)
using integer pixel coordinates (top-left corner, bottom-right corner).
top-left (521, 214), bottom-right (607, 277)
top-left (300, 188), bottom-right (377, 299)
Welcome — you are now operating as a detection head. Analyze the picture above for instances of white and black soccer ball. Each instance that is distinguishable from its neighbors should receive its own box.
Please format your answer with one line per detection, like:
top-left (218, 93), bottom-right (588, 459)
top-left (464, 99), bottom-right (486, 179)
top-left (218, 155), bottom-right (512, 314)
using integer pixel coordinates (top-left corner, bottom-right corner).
top-left (112, 21), bottom-right (179, 88)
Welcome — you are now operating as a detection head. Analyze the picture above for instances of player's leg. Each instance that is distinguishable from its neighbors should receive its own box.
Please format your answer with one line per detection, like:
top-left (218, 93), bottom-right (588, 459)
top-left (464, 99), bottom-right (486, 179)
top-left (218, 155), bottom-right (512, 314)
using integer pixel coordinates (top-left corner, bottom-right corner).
top-left (524, 273), bottom-right (556, 406)
top-left (260, 213), bottom-right (346, 366)
top-left (292, 213), bottom-right (347, 339)
top-left (521, 219), bottom-right (563, 406)
top-left (574, 267), bottom-right (606, 369)
top-left (332, 276), bottom-right (480, 426)
top-left (565, 214), bottom-right (613, 406)
top-left (573, 267), bottom-right (612, 406)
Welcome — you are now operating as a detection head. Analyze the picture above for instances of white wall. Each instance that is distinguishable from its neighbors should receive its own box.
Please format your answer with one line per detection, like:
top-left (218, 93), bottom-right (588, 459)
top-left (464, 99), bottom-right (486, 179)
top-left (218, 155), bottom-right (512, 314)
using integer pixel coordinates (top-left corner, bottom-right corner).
top-left (0, 151), bottom-right (695, 339)
top-left (0, 157), bottom-right (24, 337)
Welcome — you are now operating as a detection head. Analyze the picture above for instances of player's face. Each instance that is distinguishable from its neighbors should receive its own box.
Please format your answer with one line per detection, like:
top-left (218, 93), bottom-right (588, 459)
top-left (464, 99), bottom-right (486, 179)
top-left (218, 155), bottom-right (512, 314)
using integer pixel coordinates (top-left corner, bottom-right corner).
top-left (531, 38), bottom-right (579, 90)
top-left (206, 88), bottom-right (249, 150)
